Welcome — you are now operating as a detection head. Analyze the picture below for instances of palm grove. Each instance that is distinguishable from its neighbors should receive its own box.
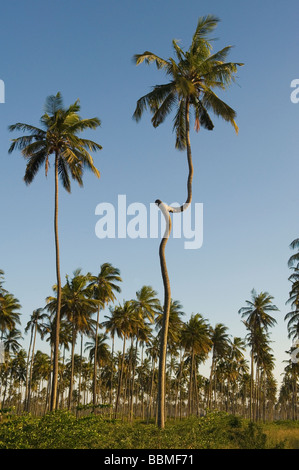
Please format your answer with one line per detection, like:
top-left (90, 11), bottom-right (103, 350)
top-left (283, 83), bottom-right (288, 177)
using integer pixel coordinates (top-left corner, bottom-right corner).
top-left (0, 16), bottom-right (298, 427)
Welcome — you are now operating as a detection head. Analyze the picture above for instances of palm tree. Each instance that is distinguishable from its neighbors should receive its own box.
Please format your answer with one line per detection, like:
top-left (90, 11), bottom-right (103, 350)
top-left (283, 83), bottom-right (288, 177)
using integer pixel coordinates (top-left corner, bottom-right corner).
top-left (208, 323), bottom-right (230, 408)
top-left (2, 328), bottom-right (23, 357)
top-left (238, 289), bottom-right (278, 420)
top-left (59, 269), bottom-right (97, 409)
top-left (155, 299), bottom-right (184, 355)
top-left (24, 308), bottom-right (48, 411)
top-left (180, 313), bottom-right (212, 416)
top-left (1, 328), bottom-right (23, 408)
top-left (85, 332), bottom-right (110, 404)
top-left (0, 292), bottom-right (21, 341)
top-left (0, 270), bottom-right (6, 298)
top-left (133, 15), bottom-right (243, 428)
top-left (145, 336), bottom-right (160, 421)
top-left (286, 239), bottom-right (299, 340)
top-left (88, 263), bottom-right (122, 407)
top-left (103, 301), bottom-right (140, 417)
top-left (9, 92), bottom-right (102, 410)
top-left (129, 286), bottom-right (160, 419)
top-left (133, 286), bottom-right (160, 325)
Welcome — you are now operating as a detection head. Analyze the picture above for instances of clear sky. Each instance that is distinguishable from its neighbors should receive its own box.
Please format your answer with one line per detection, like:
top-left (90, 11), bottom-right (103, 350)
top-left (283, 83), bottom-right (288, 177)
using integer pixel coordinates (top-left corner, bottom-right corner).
top-left (0, 0), bottom-right (298, 383)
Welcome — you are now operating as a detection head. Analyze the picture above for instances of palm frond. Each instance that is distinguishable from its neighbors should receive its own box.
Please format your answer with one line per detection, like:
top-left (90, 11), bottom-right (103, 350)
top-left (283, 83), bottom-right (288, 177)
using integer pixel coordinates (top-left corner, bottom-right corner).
top-left (201, 87), bottom-right (239, 133)
top-left (172, 39), bottom-right (185, 62)
top-left (173, 99), bottom-right (186, 150)
top-left (151, 91), bottom-right (177, 128)
top-left (191, 15), bottom-right (219, 58)
top-left (192, 97), bottom-right (214, 131)
top-left (58, 156), bottom-right (72, 192)
top-left (44, 92), bottom-right (64, 115)
top-left (67, 117), bottom-right (101, 134)
top-left (133, 51), bottom-right (170, 70)
top-left (24, 151), bottom-right (47, 185)
top-left (133, 82), bottom-right (174, 122)
top-left (8, 135), bottom-right (44, 154)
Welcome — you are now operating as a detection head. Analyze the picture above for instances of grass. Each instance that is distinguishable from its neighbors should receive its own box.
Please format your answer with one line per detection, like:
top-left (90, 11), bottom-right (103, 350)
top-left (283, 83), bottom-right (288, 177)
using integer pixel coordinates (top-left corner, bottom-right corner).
top-left (263, 420), bottom-right (299, 449)
top-left (0, 410), bottom-right (297, 449)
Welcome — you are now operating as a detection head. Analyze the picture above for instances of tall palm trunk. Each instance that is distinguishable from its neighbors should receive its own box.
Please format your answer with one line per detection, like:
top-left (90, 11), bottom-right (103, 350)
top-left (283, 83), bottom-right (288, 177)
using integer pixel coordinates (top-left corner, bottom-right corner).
top-left (68, 326), bottom-right (76, 410)
top-left (188, 348), bottom-right (195, 416)
top-left (26, 322), bottom-right (37, 412)
top-left (51, 153), bottom-right (62, 411)
top-left (157, 212), bottom-right (172, 429)
top-left (77, 333), bottom-right (83, 412)
top-left (147, 357), bottom-right (156, 422)
top-left (208, 351), bottom-right (215, 409)
top-left (93, 305), bottom-right (100, 407)
top-left (115, 336), bottom-right (126, 418)
top-left (129, 335), bottom-right (139, 421)
top-left (24, 326), bottom-right (33, 411)
top-left (109, 336), bottom-right (115, 408)
top-left (250, 348), bottom-right (254, 421)
top-left (294, 367), bottom-right (298, 420)
top-left (157, 101), bottom-right (193, 429)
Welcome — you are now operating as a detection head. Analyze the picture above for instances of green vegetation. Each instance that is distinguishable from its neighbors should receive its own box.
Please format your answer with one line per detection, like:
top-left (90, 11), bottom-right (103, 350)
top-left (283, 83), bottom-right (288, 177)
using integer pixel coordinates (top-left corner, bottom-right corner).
top-left (0, 410), bottom-right (295, 449)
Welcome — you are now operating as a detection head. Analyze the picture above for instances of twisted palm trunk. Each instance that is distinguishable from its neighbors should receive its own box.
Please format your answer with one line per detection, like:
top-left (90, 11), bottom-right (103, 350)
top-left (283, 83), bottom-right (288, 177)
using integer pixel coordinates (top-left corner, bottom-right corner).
top-left (157, 102), bottom-right (194, 429)
top-left (51, 153), bottom-right (62, 411)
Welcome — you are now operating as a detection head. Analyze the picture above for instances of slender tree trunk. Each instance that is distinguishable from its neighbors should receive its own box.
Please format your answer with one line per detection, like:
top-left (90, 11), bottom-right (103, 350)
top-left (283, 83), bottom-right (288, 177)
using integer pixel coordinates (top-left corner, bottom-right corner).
top-left (51, 153), bottom-right (62, 411)
top-left (250, 348), bottom-right (254, 421)
top-left (24, 326), bottom-right (33, 411)
top-left (77, 333), bottom-right (83, 413)
top-left (294, 369), bottom-right (298, 421)
top-left (26, 323), bottom-right (37, 412)
top-left (115, 336), bottom-right (126, 418)
top-left (156, 211), bottom-right (172, 429)
top-left (130, 336), bottom-right (139, 421)
top-left (147, 358), bottom-right (156, 423)
top-left (188, 350), bottom-right (194, 416)
top-left (109, 336), bottom-right (115, 408)
top-left (208, 351), bottom-right (215, 409)
top-left (68, 327), bottom-right (76, 410)
top-left (156, 100), bottom-right (193, 429)
top-left (93, 305), bottom-right (100, 407)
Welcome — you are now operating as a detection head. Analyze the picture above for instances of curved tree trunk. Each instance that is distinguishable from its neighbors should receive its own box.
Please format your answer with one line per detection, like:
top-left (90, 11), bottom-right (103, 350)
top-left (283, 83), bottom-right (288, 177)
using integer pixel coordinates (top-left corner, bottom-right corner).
top-left (156, 218), bottom-right (172, 429)
top-left (157, 101), bottom-right (194, 429)
top-left (51, 153), bottom-right (62, 411)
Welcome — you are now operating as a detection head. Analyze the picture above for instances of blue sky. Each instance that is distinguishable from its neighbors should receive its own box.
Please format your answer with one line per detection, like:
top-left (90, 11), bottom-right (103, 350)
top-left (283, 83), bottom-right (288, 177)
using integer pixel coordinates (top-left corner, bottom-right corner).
top-left (0, 0), bottom-right (298, 383)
